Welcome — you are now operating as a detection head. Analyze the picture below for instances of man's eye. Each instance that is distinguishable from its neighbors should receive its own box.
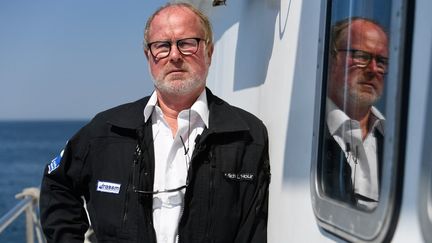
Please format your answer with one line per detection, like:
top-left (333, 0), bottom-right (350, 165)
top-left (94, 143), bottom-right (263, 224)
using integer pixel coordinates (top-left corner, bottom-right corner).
top-left (377, 57), bottom-right (389, 65)
top-left (352, 51), bottom-right (369, 59)
top-left (153, 42), bottom-right (170, 50)
top-left (179, 40), bottom-right (195, 48)
top-left (353, 53), bottom-right (371, 60)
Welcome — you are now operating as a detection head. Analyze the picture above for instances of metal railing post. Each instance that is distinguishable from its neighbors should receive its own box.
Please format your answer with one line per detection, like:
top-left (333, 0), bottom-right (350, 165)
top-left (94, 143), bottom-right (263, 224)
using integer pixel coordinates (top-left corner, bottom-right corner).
top-left (15, 187), bottom-right (42, 243)
top-left (25, 202), bottom-right (35, 243)
top-left (0, 187), bottom-right (46, 243)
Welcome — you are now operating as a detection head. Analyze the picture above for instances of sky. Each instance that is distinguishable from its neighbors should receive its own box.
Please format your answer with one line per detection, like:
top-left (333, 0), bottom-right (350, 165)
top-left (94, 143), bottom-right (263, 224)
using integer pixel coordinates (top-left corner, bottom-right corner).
top-left (0, 0), bottom-right (167, 120)
top-left (331, 0), bottom-right (391, 29)
top-left (0, 0), bottom-right (392, 120)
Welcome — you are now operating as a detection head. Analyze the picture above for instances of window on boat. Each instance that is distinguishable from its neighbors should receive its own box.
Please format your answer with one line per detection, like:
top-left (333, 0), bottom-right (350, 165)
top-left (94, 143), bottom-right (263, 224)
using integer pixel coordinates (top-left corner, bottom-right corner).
top-left (418, 46), bottom-right (432, 242)
top-left (310, 0), bottom-right (413, 241)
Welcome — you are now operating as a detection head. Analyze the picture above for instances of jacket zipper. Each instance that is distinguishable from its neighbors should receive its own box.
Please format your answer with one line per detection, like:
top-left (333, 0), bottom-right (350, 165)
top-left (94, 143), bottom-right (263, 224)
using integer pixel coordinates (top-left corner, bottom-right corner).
top-left (178, 141), bottom-right (206, 243)
top-left (122, 171), bottom-right (132, 224)
top-left (205, 150), bottom-right (215, 241)
top-left (177, 157), bottom-right (191, 243)
top-left (178, 134), bottom-right (210, 243)
top-left (123, 144), bottom-right (141, 225)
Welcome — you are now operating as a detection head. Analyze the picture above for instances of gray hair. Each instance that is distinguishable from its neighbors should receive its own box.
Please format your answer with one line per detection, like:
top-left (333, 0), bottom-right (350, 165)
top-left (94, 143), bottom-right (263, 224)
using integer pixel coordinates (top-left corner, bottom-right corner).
top-left (143, 3), bottom-right (213, 49)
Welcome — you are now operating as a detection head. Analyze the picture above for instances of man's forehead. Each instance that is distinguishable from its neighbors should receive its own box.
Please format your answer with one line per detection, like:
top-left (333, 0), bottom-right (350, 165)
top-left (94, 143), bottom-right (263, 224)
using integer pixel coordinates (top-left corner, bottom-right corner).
top-left (152, 6), bottom-right (198, 25)
top-left (340, 21), bottom-right (387, 45)
top-left (348, 21), bottom-right (386, 37)
top-left (148, 6), bottom-right (202, 35)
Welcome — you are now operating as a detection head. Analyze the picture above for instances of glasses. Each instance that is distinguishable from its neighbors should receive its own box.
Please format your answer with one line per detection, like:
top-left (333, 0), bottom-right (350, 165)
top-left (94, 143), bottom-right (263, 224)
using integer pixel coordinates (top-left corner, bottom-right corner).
top-left (147, 37), bottom-right (204, 60)
top-left (337, 49), bottom-right (389, 74)
top-left (132, 143), bottom-right (190, 195)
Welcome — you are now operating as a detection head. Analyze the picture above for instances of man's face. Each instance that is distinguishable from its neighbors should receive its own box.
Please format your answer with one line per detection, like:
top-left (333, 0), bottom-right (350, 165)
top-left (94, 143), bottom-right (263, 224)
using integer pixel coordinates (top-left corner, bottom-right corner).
top-left (329, 20), bottom-right (389, 109)
top-left (145, 6), bottom-right (213, 97)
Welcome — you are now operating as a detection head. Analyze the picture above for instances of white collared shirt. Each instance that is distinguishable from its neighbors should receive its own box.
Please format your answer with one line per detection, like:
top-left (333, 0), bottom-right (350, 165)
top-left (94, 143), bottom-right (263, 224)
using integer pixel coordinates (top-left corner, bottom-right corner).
top-left (326, 98), bottom-right (385, 209)
top-left (143, 90), bottom-right (209, 243)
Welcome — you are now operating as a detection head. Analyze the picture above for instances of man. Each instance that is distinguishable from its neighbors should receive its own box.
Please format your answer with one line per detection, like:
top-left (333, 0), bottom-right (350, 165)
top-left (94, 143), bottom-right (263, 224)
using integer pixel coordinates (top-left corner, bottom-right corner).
top-left (40, 3), bottom-right (270, 243)
top-left (321, 17), bottom-right (388, 210)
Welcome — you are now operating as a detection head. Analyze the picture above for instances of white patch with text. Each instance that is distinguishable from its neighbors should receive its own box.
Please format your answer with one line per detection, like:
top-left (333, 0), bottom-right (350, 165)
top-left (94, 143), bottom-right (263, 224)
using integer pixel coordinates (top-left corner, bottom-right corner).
top-left (96, 181), bottom-right (121, 194)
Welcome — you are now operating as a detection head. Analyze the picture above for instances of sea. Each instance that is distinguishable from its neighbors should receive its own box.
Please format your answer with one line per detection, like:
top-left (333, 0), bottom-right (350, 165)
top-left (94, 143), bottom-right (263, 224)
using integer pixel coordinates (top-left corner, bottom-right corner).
top-left (0, 120), bottom-right (87, 242)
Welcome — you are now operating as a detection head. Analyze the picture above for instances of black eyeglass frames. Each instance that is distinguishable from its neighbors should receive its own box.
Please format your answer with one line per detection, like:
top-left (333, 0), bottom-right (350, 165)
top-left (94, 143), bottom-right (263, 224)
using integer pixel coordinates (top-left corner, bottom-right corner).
top-left (337, 48), bottom-right (389, 74)
top-left (147, 37), bottom-right (205, 60)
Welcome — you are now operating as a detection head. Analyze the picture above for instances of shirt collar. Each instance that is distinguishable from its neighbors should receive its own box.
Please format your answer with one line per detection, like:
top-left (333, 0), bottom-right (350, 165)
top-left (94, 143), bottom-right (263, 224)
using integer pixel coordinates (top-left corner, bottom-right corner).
top-left (326, 98), bottom-right (385, 136)
top-left (369, 106), bottom-right (385, 135)
top-left (143, 90), bottom-right (209, 128)
top-left (191, 90), bottom-right (209, 128)
top-left (326, 98), bottom-right (351, 136)
top-left (144, 91), bottom-right (158, 123)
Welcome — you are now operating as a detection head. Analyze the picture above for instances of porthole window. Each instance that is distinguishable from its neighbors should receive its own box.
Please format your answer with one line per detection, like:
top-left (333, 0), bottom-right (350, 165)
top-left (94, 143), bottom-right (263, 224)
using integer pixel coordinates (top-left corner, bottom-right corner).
top-left (310, 0), bottom-right (413, 241)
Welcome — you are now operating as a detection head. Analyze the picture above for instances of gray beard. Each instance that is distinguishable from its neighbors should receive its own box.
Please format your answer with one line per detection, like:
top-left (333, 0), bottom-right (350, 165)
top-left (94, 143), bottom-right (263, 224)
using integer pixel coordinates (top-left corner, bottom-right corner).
top-left (347, 88), bottom-right (381, 108)
top-left (153, 77), bottom-right (205, 96)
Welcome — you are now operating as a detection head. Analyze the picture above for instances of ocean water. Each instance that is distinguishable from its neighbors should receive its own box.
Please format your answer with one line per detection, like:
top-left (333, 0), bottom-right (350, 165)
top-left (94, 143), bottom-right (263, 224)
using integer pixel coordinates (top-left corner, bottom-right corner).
top-left (0, 120), bottom-right (87, 242)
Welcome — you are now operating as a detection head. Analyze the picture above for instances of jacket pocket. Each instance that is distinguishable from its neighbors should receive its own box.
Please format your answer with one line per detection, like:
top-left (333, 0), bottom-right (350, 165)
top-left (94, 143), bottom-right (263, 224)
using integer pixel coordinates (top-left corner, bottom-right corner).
top-left (87, 139), bottom-right (139, 240)
top-left (209, 145), bottom-right (259, 242)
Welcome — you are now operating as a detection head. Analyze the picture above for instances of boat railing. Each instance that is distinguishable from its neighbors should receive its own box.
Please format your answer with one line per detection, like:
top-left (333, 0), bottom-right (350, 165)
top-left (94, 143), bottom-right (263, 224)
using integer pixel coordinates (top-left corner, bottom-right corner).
top-left (0, 187), bottom-right (97, 243)
top-left (0, 187), bottom-right (46, 243)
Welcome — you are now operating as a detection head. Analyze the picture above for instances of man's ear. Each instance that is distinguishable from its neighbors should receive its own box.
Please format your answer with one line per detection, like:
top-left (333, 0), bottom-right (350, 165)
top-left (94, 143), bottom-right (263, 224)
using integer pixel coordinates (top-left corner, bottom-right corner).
top-left (206, 44), bottom-right (214, 65)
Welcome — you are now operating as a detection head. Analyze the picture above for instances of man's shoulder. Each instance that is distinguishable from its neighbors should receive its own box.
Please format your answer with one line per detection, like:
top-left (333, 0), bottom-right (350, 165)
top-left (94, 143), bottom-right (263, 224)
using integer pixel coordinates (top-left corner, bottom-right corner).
top-left (209, 91), bottom-right (260, 120)
top-left (93, 97), bottom-right (149, 123)
top-left (76, 96), bottom-right (150, 138)
top-left (208, 90), bottom-right (267, 135)
top-left (228, 104), bottom-right (264, 126)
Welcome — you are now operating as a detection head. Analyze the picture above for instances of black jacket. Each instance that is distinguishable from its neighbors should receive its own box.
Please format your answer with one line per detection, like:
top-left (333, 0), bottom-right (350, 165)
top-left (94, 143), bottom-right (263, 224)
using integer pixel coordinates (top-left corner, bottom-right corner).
top-left (320, 126), bottom-right (383, 205)
top-left (40, 89), bottom-right (270, 243)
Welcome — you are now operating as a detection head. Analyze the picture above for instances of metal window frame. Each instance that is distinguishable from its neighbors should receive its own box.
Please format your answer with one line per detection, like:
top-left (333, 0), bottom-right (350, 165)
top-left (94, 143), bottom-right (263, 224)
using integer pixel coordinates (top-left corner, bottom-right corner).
top-left (418, 36), bottom-right (432, 243)
top-left (310, 0), bottom-right (414, 242)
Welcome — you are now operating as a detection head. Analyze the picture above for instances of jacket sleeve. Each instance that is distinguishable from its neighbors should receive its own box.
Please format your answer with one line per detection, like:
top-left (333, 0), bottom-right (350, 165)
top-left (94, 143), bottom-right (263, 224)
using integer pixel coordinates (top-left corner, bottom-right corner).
top-left (235, 130), bottom-right (271, 243)
top-left (39, 130), bottom-right (90, 243)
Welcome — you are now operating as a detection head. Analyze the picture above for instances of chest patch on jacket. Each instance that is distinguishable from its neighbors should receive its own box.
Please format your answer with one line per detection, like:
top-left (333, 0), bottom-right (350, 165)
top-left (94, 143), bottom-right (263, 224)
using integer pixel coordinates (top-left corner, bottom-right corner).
top-left (224, 172), bottom-right (254, 181)
top-left (96, 181), bottom-right (121, 194)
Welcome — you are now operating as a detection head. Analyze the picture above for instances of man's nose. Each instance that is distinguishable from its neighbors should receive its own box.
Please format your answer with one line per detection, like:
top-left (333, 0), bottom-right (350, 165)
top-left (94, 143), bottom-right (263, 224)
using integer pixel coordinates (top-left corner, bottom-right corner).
top-left (169, 44), bottom-right (182, 62)
top-left (366, 58), bottom-right (381, 74)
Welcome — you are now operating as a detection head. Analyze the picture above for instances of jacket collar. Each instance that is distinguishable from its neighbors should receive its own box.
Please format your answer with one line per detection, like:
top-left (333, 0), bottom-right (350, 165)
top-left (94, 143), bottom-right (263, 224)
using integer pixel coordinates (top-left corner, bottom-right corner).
top-left (205, 88), bottom-right (250, 134)
top-left (107, 88), bottom-right (250, 135)
top-left (107, 97), bottom-right (150, 130)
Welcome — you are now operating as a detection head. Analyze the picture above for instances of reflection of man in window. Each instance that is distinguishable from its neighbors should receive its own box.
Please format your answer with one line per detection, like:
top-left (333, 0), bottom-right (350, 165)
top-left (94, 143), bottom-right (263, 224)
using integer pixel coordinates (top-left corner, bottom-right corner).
top-left (322, 17), bottom-right (388, 210)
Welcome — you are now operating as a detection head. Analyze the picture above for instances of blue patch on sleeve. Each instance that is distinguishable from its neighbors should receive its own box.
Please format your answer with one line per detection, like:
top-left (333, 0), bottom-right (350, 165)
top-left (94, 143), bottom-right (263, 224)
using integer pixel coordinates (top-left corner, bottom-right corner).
top-left (48, 149), bottom-right (64, 174)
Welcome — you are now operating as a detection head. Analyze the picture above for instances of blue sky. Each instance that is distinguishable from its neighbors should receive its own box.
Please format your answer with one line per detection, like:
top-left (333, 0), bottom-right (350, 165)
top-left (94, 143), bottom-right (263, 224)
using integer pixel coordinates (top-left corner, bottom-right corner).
top-left (332, 0), bottom-right (391, 29)
top-left (0, 0), bottom-right (392, 120)
top-left (0, 0), bottom-right (166, 120)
